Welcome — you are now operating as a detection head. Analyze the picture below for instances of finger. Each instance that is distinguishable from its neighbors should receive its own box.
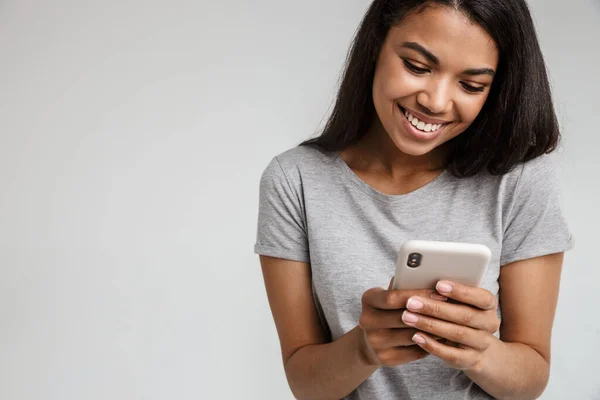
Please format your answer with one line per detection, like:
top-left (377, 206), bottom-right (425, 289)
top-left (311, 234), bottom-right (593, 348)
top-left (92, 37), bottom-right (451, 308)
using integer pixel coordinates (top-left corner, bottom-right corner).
top-left (405, 296), bottom-right (499, 332)
top-left (360, 308), bottom-right (452, 333)
top-left (363, 287), bottom-right (439, 310)
top-left (401, 310), bottom-right (490, 351)
top-left (431, 293), bottom-right (448, 301)
top-left (435, 281), bottom-right (497, 311)
top-left (388, 277), bottom-right (395, 290)
top-left (442, 339), bottom-right (462, 348)
top-left (377, 344), bottom-right (429, 366)
top-left (410, 332), bottom-right (480, 370)
top-left (360, 308), bottom-right (411, 329)
top-left (368, 328), bottom-right (424, 348)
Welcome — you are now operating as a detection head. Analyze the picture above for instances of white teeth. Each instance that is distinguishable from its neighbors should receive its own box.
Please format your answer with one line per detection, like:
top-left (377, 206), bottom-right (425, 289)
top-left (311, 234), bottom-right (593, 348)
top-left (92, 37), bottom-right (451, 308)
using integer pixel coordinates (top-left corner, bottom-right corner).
top-left (402, 108), bottom-right (445, 133)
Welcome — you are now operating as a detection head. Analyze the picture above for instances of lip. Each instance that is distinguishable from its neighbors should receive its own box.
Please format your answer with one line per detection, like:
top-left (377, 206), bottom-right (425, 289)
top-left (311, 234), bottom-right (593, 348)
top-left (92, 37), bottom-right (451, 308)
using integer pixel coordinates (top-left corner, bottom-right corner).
top-left (399, 105), bottom-right (452, 125)
top-left (397, 104), bottom-right (448, 141)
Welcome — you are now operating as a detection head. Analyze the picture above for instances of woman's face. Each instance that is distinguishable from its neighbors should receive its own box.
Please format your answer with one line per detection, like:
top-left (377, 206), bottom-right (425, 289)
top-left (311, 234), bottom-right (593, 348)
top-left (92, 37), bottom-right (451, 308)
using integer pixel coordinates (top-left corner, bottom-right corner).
top-left (372, 5), bottom-right (499, 157)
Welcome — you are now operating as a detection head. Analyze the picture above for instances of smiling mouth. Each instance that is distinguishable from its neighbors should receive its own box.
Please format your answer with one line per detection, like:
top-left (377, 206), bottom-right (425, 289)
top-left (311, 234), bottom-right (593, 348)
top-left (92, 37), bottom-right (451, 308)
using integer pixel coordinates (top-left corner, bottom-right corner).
top-left (398, 105), bottom-right (450, 133)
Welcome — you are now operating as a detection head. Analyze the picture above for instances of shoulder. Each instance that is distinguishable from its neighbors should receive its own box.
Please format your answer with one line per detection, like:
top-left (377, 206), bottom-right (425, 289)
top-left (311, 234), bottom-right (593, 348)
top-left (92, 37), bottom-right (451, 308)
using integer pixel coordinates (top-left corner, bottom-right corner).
top-left (273, 145), bottom-right (336, 171)
top-left (464, 154), bottom-right (558, 191)
top-left (511, 153), bottom-right (561, 196)
top-left (442, 155), bottom-right (561, 219)
top-left (519, 153), bottom-right (558, 179)
top-left (261, 145), bottom-right (337, 183)
top-left (496, 154), bottom-right (564, 224)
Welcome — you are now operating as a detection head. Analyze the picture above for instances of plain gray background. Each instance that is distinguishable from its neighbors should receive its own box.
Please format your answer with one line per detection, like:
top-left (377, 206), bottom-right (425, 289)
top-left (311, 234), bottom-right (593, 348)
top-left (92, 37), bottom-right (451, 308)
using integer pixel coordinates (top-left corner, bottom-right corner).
top-left (1, 0), bottom-right (598, 399)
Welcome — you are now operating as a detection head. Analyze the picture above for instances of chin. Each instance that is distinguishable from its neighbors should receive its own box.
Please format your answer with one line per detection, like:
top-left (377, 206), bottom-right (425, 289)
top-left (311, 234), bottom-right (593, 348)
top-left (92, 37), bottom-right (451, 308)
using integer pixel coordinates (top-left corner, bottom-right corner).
top-left (388, 131), bottom-right (442, 157)
top-left (398, 144), bottom-right (438, 157)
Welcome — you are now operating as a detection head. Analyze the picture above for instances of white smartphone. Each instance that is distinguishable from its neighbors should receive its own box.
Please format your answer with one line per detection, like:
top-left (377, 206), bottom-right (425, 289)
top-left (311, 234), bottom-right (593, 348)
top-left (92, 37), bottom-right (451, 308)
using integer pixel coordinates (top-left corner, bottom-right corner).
top-left (392, 240), bottom-right (491, 290)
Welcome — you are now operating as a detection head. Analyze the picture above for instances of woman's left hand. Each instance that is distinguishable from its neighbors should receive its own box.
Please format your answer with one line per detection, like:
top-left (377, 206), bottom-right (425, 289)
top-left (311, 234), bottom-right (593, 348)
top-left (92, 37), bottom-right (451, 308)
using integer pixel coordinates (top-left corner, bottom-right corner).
top-left (400, 280), bottom-right (501, 372)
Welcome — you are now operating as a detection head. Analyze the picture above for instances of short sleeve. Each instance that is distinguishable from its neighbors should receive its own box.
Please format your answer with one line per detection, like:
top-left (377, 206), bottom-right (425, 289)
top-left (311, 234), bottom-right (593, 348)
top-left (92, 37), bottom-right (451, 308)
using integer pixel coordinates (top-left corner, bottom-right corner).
top-left (500, 155), bottom-right (574, 266)
top-left (254, 157), bottom-right (310, 263)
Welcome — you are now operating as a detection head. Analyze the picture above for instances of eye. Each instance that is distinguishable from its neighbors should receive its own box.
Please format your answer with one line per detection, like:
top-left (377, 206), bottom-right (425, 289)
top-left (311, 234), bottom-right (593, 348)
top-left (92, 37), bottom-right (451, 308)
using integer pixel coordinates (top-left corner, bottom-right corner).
top-left (402, 59), bottom-right (429, 75)
top-left (460, 82), bottom-right (486, 93)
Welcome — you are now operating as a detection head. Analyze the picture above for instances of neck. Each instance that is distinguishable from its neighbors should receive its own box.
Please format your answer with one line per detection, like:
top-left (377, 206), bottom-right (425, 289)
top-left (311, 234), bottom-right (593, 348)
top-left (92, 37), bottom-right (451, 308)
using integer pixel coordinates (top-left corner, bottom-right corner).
top-left (358, 118), bottom-right (445, 177)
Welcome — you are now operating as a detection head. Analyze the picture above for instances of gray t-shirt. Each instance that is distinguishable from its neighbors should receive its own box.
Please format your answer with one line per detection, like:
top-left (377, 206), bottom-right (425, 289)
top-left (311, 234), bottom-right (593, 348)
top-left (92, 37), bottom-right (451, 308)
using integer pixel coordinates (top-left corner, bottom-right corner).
top-left (254, 145), bottom-right (573, 400)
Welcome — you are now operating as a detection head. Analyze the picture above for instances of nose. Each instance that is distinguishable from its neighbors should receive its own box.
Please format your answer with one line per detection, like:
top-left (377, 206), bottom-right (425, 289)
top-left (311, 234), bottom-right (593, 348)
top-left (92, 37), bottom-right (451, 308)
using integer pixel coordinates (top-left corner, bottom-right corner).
top-left (416, 78), bottom-right (453, 115)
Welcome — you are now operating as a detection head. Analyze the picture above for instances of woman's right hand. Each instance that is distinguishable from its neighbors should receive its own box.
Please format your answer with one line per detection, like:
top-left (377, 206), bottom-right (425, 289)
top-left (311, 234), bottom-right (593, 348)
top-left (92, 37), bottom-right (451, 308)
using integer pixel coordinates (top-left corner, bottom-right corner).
top-left (358, 279), bottom-right (447, 367)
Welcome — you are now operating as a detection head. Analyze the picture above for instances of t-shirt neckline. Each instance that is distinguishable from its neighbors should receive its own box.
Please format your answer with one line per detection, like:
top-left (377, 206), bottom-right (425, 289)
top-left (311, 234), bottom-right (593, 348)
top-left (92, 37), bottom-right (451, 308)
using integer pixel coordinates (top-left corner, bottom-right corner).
top-left (333, 152), bottom-right (449, 204)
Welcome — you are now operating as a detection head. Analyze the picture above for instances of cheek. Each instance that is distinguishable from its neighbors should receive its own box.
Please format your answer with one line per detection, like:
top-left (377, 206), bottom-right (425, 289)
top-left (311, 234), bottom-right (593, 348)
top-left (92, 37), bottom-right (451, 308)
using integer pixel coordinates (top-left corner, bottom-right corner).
top-left (457, 96), bottom-right (489, 125)
top-left (374, 63), bottom-right (420, 103)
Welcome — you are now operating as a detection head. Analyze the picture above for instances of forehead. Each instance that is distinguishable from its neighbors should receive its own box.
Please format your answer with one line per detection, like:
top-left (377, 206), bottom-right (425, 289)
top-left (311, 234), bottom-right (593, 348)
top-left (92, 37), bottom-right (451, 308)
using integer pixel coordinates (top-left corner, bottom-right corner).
top-left (387, 5), bottom-right (499, 68)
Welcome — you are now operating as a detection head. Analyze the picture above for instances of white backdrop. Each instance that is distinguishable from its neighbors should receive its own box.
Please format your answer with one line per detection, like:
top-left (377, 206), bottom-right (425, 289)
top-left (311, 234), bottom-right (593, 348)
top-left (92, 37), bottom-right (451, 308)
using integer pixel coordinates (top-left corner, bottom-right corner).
top-left (1, 0), bottom-right (598, 399)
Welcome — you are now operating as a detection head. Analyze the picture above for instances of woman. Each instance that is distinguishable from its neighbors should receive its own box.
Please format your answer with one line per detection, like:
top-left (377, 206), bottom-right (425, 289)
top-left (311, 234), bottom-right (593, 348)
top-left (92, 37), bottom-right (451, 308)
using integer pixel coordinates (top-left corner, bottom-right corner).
top-left (254, 0), bottom-right (573, 399)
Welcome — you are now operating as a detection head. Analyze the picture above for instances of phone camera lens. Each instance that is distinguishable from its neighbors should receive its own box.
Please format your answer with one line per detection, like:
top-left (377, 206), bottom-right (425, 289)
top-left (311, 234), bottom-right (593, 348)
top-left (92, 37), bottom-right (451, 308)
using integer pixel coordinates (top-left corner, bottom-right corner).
top-left (407, 253), bottom-right (422, 268)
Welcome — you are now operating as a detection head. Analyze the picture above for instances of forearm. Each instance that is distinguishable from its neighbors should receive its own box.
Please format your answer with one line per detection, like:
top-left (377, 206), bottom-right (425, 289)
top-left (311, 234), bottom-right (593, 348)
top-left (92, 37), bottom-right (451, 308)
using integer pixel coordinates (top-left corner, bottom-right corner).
top-left (466, 339), bottom-right (550, 400)
top-left (284, 326), bottom-right (377, 400)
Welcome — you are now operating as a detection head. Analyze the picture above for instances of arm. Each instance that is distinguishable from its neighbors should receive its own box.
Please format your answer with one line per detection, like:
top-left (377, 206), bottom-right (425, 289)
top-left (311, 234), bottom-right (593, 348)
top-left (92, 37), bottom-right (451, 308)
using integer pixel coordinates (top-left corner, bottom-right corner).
top-left (401, 252), bottom-right (564, 400)
top-left (256, 158), bottom-right (425, 398)
top-left (465, 252), bottom-right (564, 399)
top-left (260, 255), bottom-right (434, 400)
top-left (463, 155), bottom-right (570, 398)
top-left (260, 255), bottom-right (377, 400)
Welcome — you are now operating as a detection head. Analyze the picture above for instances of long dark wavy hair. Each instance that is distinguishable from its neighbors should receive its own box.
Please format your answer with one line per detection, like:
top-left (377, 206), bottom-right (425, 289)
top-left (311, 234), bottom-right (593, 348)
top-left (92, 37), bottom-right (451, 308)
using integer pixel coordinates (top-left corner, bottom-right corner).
top-left (300, 0), bottom-right (560, 177)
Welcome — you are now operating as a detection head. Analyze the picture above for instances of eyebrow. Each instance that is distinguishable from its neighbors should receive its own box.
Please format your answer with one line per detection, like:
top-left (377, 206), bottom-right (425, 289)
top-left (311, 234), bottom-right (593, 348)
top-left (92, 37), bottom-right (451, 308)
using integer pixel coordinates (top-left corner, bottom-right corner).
top-left (400, 41), bottom-right (496, 77)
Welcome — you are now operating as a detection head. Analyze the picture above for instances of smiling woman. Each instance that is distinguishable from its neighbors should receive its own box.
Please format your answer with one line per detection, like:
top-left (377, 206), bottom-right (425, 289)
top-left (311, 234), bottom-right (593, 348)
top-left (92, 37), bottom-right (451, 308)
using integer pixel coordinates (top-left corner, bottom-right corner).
top-left (371, 9), bottom-right (498, 155)
top-left (255, 1), bottom-right (573, 399)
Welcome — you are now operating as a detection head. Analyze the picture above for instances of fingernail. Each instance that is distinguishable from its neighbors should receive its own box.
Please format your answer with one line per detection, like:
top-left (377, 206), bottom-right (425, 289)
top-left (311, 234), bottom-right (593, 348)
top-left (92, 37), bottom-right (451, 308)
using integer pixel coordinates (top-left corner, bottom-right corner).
top-left (402, 311), bottom-right (419, 324)
top-left (407, 298), bottom-right (424, 311)
top-left (436, 281), bottom-right (453, 294)
top-left (431, 293), bottom-right (448, 301)
top-left (412, 333), bottom-right (426, 345)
